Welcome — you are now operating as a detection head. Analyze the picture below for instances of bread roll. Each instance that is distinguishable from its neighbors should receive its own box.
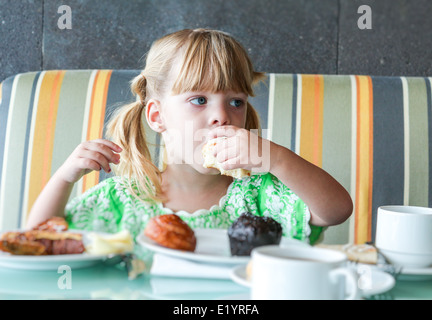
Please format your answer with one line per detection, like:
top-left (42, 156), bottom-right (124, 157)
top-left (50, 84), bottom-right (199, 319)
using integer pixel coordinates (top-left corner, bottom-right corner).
top-left (144, 214), bottom-right (196, 252)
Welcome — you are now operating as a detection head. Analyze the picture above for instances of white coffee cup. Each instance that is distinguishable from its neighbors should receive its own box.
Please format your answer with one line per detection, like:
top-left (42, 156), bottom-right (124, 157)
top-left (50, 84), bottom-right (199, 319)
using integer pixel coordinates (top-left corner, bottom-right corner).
top-left (250, 245), bottom-right (359, 300)
top-left (375, 205), bottom-right (432, 268)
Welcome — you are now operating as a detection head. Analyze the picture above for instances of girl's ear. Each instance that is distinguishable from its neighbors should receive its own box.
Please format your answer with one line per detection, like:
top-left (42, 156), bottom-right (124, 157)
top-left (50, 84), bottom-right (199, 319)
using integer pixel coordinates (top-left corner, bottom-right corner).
top-left (145, 99), bottom-right (165, 132)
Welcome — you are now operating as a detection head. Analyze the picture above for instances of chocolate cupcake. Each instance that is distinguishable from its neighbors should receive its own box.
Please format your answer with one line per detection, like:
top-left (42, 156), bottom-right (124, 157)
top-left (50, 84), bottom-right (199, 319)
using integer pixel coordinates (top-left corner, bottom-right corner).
top-left (228, 212), bottom-right (283, 256)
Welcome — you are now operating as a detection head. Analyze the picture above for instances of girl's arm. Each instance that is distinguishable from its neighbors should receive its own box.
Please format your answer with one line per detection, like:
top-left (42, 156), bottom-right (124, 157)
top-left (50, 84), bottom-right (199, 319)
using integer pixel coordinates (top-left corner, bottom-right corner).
top-left (26, 139), bottom-right (122, 229)
top-left (268, 143), bottom-right (353, 226)
top-left (25, 171), bottom-right (75, 227)
top-left (210, 126), bottom-right (353, 227)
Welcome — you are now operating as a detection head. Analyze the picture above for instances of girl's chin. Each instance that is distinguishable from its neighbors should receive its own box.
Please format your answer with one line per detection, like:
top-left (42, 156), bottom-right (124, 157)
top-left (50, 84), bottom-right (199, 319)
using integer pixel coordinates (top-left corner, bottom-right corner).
top-left (163, 158), bottom-right (220, 175)
top-left (195, 165), bottom-right (220, 175)
top-left (185, 162), bottom-right (220, 175)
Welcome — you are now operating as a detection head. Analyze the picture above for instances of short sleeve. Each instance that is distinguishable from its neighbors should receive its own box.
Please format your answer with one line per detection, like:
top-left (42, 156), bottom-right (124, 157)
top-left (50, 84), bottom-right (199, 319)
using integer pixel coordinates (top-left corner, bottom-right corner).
top-left (257, 173), bottom-right (323, 244)
top-left (65, 177), bottom-right (161, 238)
top-left (65, 178), bottom-right (124, 233)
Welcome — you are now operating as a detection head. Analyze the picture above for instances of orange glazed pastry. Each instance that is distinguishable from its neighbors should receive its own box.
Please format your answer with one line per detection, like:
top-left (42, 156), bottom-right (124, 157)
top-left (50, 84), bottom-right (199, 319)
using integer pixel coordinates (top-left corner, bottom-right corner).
top-left (144, 214), bottom-right (196, 252)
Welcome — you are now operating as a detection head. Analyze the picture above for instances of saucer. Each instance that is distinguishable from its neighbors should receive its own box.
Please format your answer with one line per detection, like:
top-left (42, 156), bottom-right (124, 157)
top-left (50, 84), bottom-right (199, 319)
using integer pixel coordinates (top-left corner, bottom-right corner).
top-left (230, 264), bottom-right (395, 298)
top-left (397, 265), bottom-right (432, 281)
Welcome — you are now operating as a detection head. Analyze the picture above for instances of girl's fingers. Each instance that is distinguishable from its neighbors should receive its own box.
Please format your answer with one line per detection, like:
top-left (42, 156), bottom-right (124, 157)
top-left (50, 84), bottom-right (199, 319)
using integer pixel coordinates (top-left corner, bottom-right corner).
top-left (219, 156), bottom-right (242, 170)
top-left (78, 157), bottom-right (103, 172)
top-left (207, 125), bottom-right (238, 140)
top-left (216, 140), bottom-right (251, 170)
top-left (59, 139), bottom-right (121, 183)
top-left (81, 140), bottom-right (121, 165)
top-left (91, 139), bottom-right (123, 153)
top-left (216, 144), bottom-right (237, 163)
top-left (78, 149), bottom-right (112, 173)
top-left (213, 138), bottom-right (228, 156)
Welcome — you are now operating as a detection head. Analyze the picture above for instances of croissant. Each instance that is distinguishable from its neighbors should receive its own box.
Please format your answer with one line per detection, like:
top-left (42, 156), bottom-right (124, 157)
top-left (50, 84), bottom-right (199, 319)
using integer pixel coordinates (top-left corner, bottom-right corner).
top-left (0, 232), bottom-right (46, 255)
top-left (144, 214), bottom-right (196, 252)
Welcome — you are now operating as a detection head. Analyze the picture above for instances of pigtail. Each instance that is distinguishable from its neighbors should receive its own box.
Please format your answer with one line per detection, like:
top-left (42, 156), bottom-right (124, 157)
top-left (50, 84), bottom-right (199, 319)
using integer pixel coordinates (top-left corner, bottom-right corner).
top-left (106, 74), bottom-right (163, 202)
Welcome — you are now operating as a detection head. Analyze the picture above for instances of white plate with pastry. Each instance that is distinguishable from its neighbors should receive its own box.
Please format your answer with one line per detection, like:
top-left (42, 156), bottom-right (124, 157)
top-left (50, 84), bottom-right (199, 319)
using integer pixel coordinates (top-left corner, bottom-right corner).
top-left (0, 230), bottom-right (109, 270)
top-left (0, 249), bottom-right (109, 270)
top-left (0, 225), bottom-right (133, 270)
top-left (315, 243), bottom-right (432, 280)
top-left (138, 228), bottom-right (307, 265)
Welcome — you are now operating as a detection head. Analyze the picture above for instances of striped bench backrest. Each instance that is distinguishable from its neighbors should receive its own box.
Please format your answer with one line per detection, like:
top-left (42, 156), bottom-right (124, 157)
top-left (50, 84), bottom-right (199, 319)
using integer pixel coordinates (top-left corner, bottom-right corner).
top-left (1, 70), bottom-right (431, 244)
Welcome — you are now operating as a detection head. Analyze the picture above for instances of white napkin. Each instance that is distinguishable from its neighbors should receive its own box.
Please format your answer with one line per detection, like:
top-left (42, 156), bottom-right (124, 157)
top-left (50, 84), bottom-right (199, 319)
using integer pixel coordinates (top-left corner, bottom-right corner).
top-left (149, 253), bottom-right (234, 279)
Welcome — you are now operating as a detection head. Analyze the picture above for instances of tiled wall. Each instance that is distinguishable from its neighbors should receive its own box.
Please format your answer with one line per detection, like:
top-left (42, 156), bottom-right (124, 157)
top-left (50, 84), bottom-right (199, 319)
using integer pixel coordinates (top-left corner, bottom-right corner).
top-left (1, 0), bottom-right (431, 82)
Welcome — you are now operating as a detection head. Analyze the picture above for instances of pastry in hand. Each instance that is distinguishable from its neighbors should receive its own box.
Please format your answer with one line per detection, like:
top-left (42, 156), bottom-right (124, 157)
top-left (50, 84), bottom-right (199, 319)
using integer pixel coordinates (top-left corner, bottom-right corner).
top-left (202, 137), bottom-right (251, 179)
top-left (144, 214), bottom-right (196, 252)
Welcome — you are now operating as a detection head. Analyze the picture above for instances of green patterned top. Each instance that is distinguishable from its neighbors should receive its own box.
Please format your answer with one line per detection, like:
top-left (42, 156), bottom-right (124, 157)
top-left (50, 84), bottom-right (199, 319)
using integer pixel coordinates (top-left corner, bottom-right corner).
top-left (65, 173), bottom-right (323, 244)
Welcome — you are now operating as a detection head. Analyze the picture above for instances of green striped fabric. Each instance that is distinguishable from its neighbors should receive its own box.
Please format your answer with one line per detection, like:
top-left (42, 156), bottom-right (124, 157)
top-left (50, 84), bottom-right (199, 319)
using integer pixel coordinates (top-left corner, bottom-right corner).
top-left (266, 74), bottom-right (432, 244)
top-left (0, 70), bottom-right (431, 245)
top-left (0, 70), bottom-right (145, 230)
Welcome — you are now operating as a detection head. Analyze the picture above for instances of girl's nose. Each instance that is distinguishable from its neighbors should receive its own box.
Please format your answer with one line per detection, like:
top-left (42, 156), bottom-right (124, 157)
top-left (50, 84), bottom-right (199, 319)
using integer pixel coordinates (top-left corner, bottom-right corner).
top-left (209, 105), bottom-right (230, 127)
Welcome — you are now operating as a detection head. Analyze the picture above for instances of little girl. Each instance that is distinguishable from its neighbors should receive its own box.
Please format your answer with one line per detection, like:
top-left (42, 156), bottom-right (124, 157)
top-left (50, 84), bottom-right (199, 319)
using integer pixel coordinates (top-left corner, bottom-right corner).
top-left (27, 28), bottom-right (353, 245)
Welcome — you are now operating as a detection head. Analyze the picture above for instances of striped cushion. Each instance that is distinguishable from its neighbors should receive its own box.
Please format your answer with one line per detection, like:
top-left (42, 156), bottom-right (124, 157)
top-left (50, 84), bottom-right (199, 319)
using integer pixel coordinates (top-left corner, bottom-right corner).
top-left (0, 70), bottom-right (144, 229)
top-left (1, 71), bottom-right (431, 245)
top-left (265, 74), bottom-right (432, 244)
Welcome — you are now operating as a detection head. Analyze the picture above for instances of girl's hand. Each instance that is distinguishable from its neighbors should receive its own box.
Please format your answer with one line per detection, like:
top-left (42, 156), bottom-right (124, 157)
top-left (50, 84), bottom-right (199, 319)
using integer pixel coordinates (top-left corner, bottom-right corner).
top-left (207, 126), bottom-right (272, 173)
top-left (56, 139), bottom-right (122, 184)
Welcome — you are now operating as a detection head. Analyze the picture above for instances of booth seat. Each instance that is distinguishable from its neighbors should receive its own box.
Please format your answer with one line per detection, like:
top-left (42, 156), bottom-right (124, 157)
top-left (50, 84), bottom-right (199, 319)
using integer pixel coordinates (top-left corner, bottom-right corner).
top-left (1, 70), bottom-right (431, 244)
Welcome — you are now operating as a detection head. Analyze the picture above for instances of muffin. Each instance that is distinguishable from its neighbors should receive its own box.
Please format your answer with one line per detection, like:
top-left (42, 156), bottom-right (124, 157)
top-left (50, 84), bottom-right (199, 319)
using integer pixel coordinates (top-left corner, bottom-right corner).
top-left (228, 212), bottom-right (283, 256)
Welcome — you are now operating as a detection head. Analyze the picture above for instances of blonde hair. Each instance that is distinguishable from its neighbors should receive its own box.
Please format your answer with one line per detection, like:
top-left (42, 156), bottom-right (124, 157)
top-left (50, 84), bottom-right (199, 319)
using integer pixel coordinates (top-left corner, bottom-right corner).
top-left (106, 28), bottom-right (265, 202)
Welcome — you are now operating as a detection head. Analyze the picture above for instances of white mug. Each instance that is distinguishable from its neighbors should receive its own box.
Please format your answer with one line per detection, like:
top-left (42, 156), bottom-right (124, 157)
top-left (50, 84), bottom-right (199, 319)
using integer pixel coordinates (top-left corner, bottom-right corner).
top-left (375, 205), bottom-right (432, 268)
top-left (250, 245), bottom-right (359, 300)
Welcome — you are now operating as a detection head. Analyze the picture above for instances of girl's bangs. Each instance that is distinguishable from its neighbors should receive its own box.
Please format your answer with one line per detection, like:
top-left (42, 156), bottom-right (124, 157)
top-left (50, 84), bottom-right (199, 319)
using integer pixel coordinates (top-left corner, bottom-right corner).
top-left (171, 33), bottom-right (256, 96)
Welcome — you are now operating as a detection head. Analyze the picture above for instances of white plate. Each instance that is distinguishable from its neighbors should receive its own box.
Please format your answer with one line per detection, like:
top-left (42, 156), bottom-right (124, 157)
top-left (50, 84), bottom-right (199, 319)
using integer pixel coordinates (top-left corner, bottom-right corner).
top-left (137, 228), bottom-right (307, 265)
top-left (230, 264), bottom-right (396, 298)
top-left (0, 230), bottom-right (110, 270)
top-left (0, 252), bottom-right (109, 270)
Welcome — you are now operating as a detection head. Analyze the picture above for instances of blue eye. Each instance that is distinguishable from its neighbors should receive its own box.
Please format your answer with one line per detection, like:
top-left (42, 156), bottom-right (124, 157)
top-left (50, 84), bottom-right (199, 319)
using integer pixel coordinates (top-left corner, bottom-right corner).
top-left (230, 99), bottom-right (244, 108)
top-left (190, 97), bottom-right (207, 105)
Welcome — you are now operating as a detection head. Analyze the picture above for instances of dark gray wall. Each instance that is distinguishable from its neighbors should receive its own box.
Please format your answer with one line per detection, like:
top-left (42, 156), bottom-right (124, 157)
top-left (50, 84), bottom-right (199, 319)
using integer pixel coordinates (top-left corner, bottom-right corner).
top-left (1, 0), bottom-right (431, 83)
